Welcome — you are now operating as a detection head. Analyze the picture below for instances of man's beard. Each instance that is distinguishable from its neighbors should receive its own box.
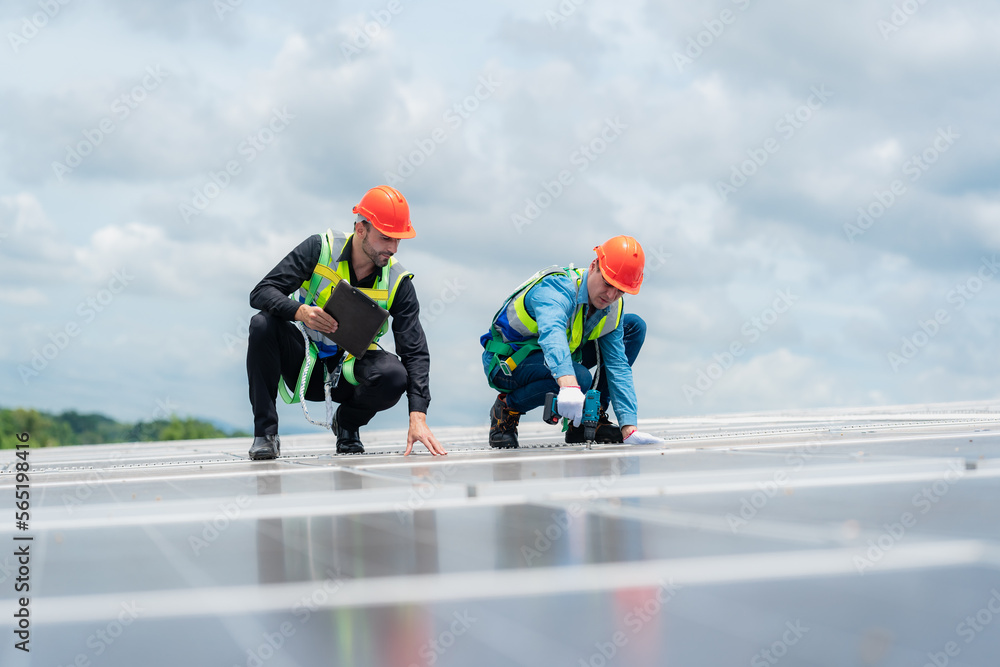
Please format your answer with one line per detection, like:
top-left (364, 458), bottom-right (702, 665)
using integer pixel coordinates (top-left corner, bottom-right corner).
top-left (362, 235), bottom-right (391, 267)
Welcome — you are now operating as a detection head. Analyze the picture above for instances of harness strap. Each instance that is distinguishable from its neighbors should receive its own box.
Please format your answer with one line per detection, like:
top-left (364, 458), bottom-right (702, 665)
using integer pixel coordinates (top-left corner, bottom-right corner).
top-left (278, 323), bottom-right (320, 405)
top-left (279, 234), bottom-right (331, 406)
top-left (484, 334), bottom-right (542, 391)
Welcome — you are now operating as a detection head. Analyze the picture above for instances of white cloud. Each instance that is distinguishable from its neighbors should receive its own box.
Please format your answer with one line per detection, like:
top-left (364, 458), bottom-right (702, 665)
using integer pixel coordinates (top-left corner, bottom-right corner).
top-left (2, 0), bottom-right (1000, 430)
top-left (0, 192), bottom-right (54, 237)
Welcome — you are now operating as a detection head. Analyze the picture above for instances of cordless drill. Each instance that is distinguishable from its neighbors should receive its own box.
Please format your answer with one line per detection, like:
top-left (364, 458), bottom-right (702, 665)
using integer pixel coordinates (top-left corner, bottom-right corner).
top-left (543, 389), bottom-right (602, 442)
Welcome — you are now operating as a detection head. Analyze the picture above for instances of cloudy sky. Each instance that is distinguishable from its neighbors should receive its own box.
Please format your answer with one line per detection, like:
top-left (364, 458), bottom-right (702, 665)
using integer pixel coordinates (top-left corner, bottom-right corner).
top-left (1, 0), bottom-right (998, 435)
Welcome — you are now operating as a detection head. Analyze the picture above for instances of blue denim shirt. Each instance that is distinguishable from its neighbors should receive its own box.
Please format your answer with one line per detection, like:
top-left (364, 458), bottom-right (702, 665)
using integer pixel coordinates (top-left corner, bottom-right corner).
top-left (482, 269), bottom-right (638, 426)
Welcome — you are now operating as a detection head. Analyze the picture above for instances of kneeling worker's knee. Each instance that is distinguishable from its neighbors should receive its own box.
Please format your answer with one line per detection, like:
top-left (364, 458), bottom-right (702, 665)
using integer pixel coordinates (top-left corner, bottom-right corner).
top-left (625, 313), bottom-right (646, 344)
top-left (381, 361), bottom-right (408, 397)
top-left (248, 312), bottom-right (273, 343)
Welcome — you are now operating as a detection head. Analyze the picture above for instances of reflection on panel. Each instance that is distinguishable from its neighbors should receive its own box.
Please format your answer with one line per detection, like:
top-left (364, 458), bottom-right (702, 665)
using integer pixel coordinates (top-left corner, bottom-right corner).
top-left (1, 404), bottom-right (999, 667)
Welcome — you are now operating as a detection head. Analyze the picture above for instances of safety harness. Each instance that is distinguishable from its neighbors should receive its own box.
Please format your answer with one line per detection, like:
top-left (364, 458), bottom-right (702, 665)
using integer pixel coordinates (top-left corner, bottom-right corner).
top-left (483, 265), bottom-right (623, 391)
top-left (279, 230), bottom-right (412, 426)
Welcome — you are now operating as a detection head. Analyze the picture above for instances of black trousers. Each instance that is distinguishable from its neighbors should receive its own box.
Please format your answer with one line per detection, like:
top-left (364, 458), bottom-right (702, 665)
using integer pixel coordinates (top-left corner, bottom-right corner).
top-left (247, 311), bottom-right (407, 436)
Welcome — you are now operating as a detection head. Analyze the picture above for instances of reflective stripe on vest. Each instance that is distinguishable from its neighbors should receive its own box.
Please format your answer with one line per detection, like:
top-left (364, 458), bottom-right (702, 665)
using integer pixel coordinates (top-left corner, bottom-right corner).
top-left (296, 230), bottom-right (412, 357)
top-left (491, 266), bottom-right (623, 354)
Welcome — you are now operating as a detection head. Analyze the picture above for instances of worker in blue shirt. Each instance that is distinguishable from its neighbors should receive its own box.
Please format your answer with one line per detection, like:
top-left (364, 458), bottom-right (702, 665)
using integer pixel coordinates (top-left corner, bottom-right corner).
top-left (480, 236), bottom-right (661, 448)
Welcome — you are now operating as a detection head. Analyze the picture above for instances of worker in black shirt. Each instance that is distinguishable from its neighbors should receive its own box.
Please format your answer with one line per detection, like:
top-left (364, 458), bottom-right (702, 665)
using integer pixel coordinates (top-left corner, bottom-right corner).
top-left (246, 185), bottom-right (447, 459)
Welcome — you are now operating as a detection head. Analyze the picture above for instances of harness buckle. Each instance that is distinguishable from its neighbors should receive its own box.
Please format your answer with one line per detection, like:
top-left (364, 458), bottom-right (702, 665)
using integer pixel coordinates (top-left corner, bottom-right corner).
top-left (498, 356), bottom-right (516, 376)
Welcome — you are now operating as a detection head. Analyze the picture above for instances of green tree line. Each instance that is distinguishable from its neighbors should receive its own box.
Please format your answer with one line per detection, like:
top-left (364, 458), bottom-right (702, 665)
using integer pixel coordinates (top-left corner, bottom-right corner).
top-left (0, 407), bottom-right (249, 449)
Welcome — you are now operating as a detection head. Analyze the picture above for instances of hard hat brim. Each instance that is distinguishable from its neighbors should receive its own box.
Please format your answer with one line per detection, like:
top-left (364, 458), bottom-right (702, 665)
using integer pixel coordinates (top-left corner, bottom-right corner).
top-left (379, 227), bottom-right (416, 239)
top-left (606, 272), bottom-right (642, 294)
top-left (597, 262), bottom-right (642, 295)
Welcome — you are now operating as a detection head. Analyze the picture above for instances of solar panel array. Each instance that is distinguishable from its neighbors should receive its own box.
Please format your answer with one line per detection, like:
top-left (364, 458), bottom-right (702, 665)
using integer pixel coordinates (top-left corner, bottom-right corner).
top-left (2, 402), bottom-right (999, 666)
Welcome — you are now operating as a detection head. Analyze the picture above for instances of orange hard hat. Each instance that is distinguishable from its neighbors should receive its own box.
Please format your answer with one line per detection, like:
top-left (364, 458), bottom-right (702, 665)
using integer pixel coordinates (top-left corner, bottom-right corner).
top-left (353, 185), bottom-right (415, 239)
top-left (594, 236), bottom-right (645, 294)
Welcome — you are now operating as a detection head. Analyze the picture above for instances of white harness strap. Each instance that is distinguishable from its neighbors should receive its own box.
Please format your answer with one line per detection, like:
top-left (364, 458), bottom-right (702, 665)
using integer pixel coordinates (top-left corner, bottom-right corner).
top-left (294, 322), bottom-right (337, 431)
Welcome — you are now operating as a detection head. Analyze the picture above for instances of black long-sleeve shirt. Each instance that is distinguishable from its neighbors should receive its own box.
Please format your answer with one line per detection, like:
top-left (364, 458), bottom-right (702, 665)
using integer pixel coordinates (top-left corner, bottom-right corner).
top-left (250, 233), bottom-right (431, 414)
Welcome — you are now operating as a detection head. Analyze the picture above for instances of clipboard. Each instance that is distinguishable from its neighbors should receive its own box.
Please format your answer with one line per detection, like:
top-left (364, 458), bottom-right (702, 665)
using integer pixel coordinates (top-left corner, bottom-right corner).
top-left (321, 280), bottom-right (390, 358)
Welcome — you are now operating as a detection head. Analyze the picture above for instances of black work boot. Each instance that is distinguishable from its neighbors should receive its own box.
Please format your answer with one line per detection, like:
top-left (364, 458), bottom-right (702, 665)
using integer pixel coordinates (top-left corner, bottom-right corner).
top-left (336, 425), bottom-right (364, 454)
top-left (489, 394), bottom-right (520, 449)
top-left (565, 411), bottom-right (624, 444)
top-left (249, 434), bottom-right (281, 460)
top-left (335, 410), bottom-right (364, 454)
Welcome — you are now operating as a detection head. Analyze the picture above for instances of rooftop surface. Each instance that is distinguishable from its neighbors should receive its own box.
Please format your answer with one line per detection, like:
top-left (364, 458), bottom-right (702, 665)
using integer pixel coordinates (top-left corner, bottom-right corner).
top-left (3, 401), bottom-right (1000, 666)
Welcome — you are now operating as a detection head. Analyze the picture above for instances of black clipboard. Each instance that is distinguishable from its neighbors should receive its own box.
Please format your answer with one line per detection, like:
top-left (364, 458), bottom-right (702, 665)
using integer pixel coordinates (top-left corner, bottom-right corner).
top-left (321, 280), bottom-right (389, 358)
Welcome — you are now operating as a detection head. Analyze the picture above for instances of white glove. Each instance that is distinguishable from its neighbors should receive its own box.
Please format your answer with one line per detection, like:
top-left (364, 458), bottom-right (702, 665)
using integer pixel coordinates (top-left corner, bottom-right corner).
top-left (557, 386), bottom-right (586, 427)
top-left (624, 430), bottom-right (663, 445)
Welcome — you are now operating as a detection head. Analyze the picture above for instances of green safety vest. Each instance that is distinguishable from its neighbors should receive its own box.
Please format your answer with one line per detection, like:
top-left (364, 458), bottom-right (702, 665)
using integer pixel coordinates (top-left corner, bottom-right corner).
top-left (483, 266), bottom-right (622, 390)
top-left (279, 229), bottom-right (412, 403)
